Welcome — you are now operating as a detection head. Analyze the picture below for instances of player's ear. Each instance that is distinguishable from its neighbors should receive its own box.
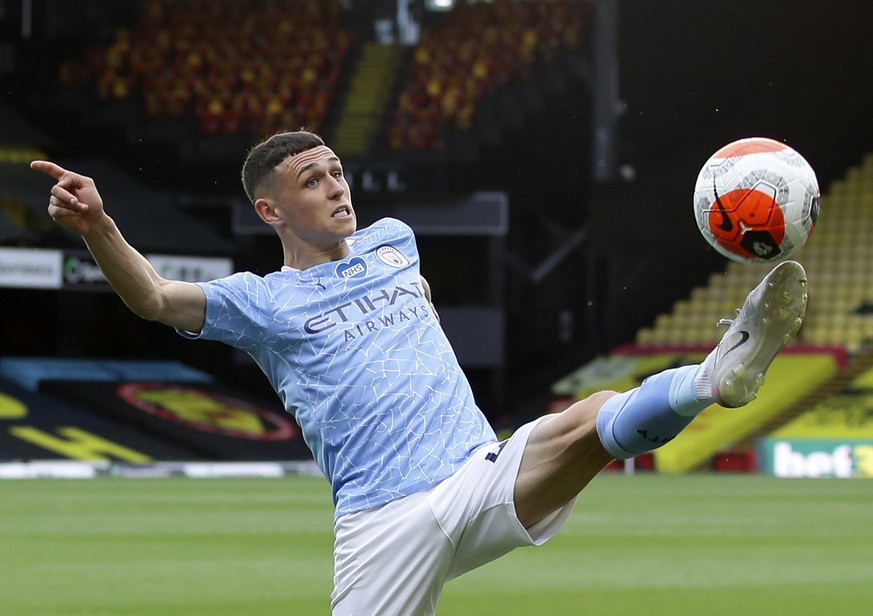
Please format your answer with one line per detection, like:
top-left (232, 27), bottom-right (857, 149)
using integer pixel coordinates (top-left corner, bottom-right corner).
top-left (254, 198), bottom-right (279, 224)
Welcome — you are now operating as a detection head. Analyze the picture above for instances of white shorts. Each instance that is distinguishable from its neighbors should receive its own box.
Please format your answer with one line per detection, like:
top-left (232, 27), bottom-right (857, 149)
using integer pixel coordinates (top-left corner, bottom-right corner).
top-left (330, 416), bottom-right (577, 616)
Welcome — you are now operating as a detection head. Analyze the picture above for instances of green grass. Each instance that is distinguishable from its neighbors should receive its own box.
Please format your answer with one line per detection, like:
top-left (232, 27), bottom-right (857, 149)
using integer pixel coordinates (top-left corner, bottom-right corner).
top-left (1, 474), bottom-right (870, 615)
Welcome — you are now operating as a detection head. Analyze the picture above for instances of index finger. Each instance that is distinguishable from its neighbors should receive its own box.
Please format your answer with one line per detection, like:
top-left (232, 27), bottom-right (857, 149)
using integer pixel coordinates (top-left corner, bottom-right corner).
top-left (30, 160), bottom-right (68, 180)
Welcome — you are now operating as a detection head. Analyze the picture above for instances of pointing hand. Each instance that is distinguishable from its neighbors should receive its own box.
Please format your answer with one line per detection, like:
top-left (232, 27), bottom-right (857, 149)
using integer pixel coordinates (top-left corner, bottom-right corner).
top-left (30, 160), bottom-right (107, 236)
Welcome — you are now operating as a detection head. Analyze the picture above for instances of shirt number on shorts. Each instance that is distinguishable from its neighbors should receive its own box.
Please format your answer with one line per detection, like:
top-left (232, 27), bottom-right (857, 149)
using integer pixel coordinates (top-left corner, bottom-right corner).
top-left (485, 440), bottom-right (507, 463)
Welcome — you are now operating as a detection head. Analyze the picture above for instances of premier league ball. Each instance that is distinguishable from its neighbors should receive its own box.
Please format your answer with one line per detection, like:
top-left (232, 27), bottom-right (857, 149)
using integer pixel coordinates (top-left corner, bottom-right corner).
top-left (693, 137), bottom-right (821, 263)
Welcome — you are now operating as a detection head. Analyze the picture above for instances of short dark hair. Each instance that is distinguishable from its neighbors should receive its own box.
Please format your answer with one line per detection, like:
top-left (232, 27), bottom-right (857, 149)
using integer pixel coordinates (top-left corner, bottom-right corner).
top-left (241, 131), bottom-right (325, 203)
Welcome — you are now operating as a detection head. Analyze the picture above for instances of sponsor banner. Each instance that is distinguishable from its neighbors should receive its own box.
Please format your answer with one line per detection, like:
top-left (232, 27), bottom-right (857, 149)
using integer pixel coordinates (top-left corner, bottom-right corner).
top-left (41, 380), bottom-right (311, 461)
top-left (0, 461), bottom-right (100, 479)
top-left (146, 254), bottom-right (233, 282)
top-left (61, 250), bottom-right (234, 291)
top-left (758, 439), bottom-right (873, 478)
top-left (181, 462), bottom-right (286, 478)
top-left (0, 377), bottom-right (198, 461)
top-left (62, 251), bottom-right (108, 289)
top-left (0, 247), bottom-right (62, 289)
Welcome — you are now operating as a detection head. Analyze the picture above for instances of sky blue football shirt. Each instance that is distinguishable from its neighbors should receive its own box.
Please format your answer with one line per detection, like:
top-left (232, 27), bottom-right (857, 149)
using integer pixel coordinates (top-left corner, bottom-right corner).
top-left (179, 218), bottom-right (497, 517)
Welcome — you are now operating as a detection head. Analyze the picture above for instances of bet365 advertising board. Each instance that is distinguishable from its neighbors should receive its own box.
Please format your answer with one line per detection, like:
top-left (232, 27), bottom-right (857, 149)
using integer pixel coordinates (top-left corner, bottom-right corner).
top-left (758, 365), bottom-right (873, 478)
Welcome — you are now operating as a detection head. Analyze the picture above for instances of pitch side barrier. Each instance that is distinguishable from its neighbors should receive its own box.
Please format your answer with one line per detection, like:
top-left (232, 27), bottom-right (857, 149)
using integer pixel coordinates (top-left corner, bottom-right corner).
top-left (0, 459), bottom-right (322, 480)
top-left (759, 361), bottom-right (873, 478)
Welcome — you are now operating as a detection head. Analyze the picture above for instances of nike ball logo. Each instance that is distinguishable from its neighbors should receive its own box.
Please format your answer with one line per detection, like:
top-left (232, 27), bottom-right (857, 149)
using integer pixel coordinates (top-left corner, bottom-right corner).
top-left (713, 180), bottom-right (734, 232)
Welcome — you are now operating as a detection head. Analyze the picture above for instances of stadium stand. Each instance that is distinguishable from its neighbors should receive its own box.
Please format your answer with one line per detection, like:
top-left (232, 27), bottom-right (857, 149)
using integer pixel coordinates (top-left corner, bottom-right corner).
top-left (57, 0), bottom-right (350, 139)
top-left (632, 152), bottom-right (873, 354)
top-left (386, 0), bottom-right (590, 151)
top-left (47, 0), bottom-right (593, 162)
top-left (333, 41), bottom-right (404, 157)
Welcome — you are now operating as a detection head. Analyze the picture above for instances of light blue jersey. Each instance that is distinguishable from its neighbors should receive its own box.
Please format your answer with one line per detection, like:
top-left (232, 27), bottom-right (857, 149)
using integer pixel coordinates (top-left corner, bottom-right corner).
top-left (179, 218), bottom-right (497, 517)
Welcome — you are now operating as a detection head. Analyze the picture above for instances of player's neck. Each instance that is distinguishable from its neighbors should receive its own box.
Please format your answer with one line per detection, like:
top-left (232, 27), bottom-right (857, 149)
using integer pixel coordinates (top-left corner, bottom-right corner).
top-left (283, 240), bottom-right (350, 271)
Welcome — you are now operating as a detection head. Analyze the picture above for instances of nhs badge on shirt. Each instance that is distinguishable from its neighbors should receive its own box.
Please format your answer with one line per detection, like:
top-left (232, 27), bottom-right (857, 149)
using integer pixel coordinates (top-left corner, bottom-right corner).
top-left (335, 257), bottom-right (367, 280)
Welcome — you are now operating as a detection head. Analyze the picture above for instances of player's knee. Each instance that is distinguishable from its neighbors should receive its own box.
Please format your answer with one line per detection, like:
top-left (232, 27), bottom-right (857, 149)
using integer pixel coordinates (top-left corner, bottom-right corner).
top-left (566, 390), bottom-right (618, 416)
top-left (551, 390), bottom-right (617, 464)
top-left (558, 390), bottom-right (618, 439)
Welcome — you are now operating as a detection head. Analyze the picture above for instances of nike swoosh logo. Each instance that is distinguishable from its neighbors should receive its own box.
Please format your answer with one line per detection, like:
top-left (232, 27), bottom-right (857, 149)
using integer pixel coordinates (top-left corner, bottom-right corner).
top-left (723, 330), bottom-right (750, 356)
top-left (713, 179), bottom-right (733, 232)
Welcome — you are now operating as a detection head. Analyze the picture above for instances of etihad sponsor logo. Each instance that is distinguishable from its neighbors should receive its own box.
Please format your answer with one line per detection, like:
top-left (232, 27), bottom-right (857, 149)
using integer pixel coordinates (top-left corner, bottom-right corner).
top-left (117, 383), bottom-right (297, 441)
top-left (336, 304), bottom-right (431, 342)
top-left (304, 282), bottom-right (425, 335)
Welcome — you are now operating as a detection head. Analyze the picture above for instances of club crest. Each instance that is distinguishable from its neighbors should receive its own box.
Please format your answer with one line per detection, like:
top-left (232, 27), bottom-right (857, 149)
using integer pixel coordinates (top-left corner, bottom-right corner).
top-left (376, 245), bottom-right (410, 268)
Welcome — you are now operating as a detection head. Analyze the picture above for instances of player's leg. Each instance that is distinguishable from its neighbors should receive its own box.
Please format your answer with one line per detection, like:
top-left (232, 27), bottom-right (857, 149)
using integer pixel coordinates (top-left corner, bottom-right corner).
top-left (331, 491), bottom-right (453, 616)
top-left (514, 260), bottom-right (808, 528)
top-left (427, 416), bottom-right (588, 582)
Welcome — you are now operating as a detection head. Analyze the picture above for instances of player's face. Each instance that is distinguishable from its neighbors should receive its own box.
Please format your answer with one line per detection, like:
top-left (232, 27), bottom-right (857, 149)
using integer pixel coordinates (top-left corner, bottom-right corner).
top-left (270, 146), bottom-right (356, 248)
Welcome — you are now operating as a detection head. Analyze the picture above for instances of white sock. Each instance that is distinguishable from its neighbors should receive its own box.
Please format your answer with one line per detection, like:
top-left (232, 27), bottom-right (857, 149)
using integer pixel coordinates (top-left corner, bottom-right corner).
top-left (690, 348), bottom-right (719, 409)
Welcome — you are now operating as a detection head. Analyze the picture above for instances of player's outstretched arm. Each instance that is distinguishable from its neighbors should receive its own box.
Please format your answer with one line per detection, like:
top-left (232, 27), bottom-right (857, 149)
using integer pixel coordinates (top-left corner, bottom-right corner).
top-left (30, 160), bottom-right (206, 333)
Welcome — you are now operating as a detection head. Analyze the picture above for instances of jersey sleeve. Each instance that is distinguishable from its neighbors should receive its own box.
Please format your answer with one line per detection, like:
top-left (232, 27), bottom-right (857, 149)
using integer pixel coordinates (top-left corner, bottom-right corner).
top-left (175, 272), bottom-right (270, 353)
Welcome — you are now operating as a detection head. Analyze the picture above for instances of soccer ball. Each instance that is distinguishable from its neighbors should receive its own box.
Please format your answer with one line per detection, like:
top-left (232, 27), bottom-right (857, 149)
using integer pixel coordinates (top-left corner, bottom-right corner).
top-left (693, 137), bottom-right (820, 263)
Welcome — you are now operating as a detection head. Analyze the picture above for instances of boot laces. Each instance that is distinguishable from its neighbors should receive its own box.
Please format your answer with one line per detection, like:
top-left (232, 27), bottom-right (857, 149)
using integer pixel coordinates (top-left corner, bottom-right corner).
top-left (716, 309), bottom-right (741, 328)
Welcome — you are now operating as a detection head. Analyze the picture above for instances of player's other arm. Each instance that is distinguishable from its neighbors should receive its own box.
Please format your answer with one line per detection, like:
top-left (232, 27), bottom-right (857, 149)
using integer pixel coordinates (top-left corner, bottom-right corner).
top-left (31, 160), bottom-right (206, 334)
top-left (420, 275), bottom-right (439, 322)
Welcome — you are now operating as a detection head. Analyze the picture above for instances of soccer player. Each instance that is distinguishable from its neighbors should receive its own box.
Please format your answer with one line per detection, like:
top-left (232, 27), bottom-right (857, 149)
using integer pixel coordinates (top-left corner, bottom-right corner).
top-left (31, 131), bottom-right (807, 615)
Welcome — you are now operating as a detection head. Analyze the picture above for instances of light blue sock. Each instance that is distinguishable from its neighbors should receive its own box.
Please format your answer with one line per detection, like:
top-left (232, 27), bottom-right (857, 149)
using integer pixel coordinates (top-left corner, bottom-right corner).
top-left (595, 365), bottom-right (712, 460)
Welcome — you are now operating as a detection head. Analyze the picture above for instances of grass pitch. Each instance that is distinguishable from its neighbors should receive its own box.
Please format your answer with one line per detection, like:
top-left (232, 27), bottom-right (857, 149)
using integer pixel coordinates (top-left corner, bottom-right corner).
top-left (1, 474), bottom-right (870, 615)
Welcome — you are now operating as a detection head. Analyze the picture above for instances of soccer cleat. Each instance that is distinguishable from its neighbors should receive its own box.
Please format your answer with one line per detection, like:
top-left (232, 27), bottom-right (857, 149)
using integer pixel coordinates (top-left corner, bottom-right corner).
top-left (698, 260), bottom-right (808, 408)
